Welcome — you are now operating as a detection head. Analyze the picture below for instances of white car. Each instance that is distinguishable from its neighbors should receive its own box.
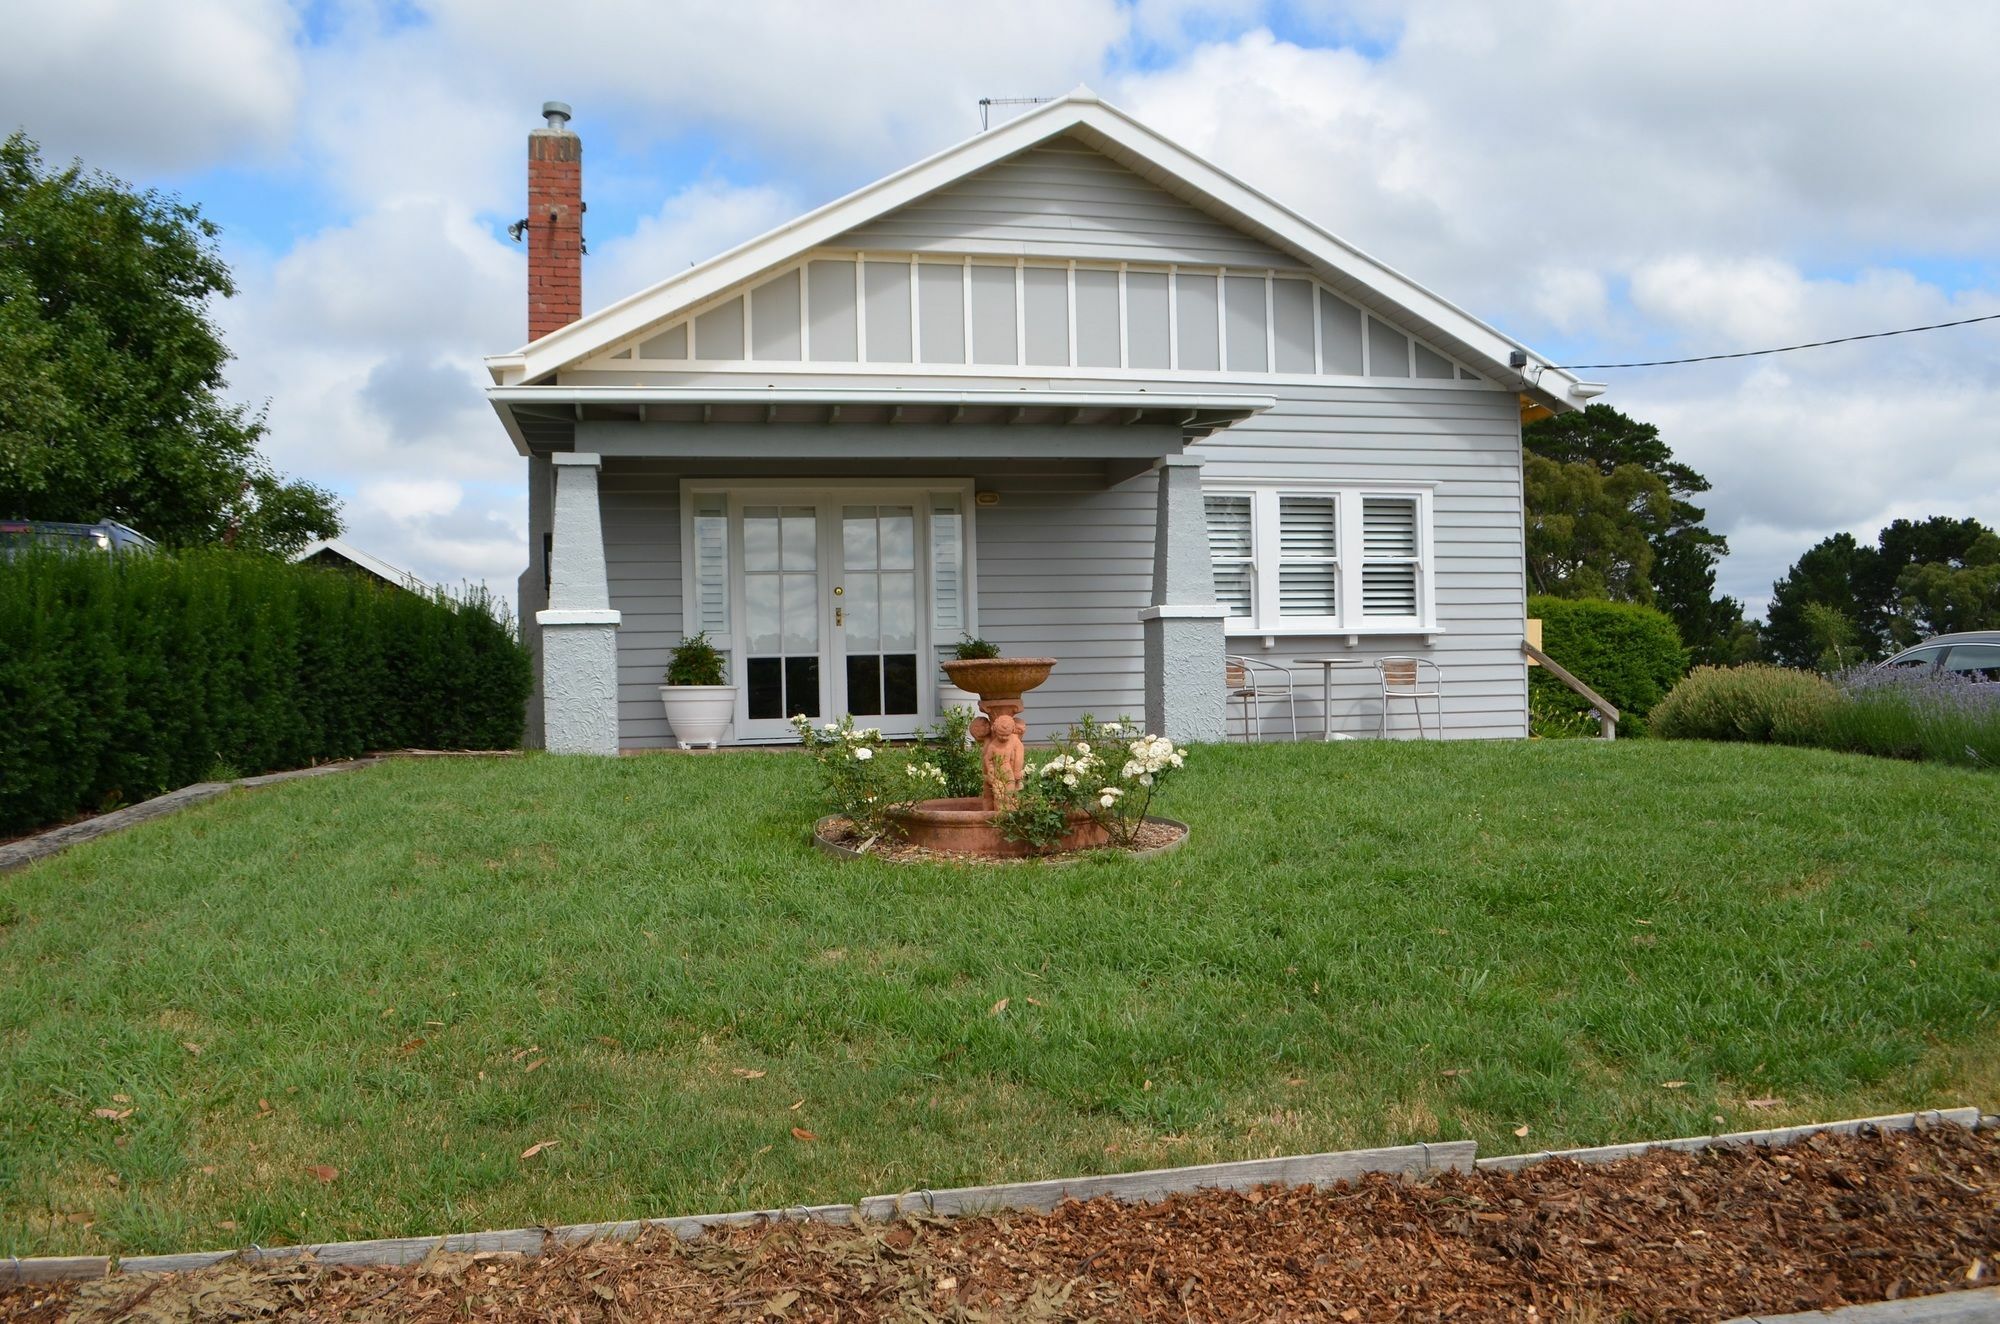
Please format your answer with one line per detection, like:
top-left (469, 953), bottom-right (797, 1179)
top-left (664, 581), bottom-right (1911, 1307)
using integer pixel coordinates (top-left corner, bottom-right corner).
top-left (1878, 631), bottom-right (2000, 683)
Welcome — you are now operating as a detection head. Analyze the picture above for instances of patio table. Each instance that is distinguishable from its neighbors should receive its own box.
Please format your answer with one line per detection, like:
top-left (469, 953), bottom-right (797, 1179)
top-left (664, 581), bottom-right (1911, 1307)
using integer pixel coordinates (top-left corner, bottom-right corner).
top-left (1291, 657), bottom-right (1373, 741)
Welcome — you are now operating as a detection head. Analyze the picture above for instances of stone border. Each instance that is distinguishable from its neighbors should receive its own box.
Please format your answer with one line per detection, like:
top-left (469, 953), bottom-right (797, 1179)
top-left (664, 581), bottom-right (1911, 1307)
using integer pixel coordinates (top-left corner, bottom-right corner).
top-left (0, 750), bottom-right (519, 875)
top-left (1472, 1107), bottom-right (1982, 1173)
top-left (4, 1108), bottom-right (1982, 1285)
top-left (811, 814), bottom-right (1190, 865)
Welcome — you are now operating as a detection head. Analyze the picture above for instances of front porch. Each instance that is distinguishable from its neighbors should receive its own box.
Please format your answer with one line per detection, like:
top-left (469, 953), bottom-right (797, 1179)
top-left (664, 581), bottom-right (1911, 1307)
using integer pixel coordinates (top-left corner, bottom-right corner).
top-left (507, 388), bottom-right (1269, 754)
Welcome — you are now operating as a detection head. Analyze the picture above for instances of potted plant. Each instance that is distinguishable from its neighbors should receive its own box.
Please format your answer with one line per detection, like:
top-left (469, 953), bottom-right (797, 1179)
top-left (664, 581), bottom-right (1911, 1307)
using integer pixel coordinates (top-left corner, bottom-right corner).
top-left (939, 634), bottom-right (998, 714)
top-left (658, 632), bottom-right (735, 749)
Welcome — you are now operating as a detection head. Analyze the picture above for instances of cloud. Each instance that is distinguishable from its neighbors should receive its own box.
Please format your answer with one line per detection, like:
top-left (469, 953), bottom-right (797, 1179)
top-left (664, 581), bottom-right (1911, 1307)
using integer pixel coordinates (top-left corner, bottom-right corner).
top-left (585, 180), bottom-right (802, 315)
top-left (0, 0), bottom-right (302, 175)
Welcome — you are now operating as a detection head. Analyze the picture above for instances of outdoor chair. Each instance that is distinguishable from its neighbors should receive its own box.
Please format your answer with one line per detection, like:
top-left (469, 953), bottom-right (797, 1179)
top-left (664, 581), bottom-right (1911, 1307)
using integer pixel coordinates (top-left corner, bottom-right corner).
top-left (1376, 656), bottom-right (1443, 739)
top-left (1225, 656), bottom-right (1299, 742)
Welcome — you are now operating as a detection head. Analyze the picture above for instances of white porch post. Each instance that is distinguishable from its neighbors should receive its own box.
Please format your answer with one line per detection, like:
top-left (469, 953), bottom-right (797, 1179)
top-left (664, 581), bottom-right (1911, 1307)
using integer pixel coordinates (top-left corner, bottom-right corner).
top-left (535, 452), bottom-right (621, 755)
top-left (1141, 453), bottom-right (1227, 743)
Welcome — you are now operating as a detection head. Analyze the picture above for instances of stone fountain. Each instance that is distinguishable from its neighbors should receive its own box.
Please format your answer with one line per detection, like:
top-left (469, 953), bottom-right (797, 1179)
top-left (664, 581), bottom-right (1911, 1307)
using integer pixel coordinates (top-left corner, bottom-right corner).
top-left (889, 657), bottom-right (1109, 857)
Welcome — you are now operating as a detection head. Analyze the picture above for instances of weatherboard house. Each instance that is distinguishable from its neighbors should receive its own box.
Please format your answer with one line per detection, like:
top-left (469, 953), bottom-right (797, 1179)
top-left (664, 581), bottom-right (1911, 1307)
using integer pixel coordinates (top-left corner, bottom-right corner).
top-left (486, 91), bottom-right (1591, 754)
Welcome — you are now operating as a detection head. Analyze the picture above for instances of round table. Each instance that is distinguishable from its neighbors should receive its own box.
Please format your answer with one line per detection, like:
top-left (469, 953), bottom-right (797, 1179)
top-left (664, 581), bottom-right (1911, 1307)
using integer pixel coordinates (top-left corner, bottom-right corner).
top-left (1291, 657), bottom-right (1374, 741)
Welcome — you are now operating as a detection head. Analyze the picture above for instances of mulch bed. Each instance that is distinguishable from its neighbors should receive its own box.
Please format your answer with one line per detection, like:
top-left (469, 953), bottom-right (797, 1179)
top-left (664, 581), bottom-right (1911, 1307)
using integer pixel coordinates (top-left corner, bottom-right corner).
top-left (7, 1125), bottom-right (1995, 1321)
top-left (816, 815), bottom-right (1187, 865)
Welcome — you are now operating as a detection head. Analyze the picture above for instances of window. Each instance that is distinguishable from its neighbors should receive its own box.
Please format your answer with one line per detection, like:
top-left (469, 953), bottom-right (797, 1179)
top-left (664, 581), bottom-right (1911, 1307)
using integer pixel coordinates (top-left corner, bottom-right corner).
top-left (1203, 485), bottom-right (1432, 634)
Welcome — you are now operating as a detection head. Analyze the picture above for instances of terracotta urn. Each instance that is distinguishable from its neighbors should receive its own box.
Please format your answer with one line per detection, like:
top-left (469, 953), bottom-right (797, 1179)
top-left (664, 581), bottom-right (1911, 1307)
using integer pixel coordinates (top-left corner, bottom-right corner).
top-left (939, 657), bottom-right (1056, 703)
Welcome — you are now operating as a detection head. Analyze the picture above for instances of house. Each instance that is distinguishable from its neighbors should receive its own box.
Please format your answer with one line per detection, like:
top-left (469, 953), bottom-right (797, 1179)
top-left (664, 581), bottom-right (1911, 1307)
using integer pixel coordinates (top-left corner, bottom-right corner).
top-left (292, 538), bottom-right (432, 595)
top-left (486, 92), bottom-right (1590, 754)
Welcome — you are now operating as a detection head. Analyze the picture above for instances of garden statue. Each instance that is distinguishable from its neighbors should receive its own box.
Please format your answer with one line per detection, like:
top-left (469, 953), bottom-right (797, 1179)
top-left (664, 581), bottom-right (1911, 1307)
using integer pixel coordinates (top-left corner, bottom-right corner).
top-left (971, 708), bottom-right (1027, 810)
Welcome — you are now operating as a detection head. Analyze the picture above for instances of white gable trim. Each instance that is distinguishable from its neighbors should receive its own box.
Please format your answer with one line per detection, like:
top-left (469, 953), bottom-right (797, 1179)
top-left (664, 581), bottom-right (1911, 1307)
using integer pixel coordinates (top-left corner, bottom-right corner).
top-left (488, 89), bottom-right (1584, 411)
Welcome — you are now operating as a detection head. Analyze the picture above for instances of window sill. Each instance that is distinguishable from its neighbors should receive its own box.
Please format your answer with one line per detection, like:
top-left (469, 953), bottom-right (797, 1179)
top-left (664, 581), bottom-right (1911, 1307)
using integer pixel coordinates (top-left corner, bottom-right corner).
top-left (1223, 622), bottom-right (1442, 648)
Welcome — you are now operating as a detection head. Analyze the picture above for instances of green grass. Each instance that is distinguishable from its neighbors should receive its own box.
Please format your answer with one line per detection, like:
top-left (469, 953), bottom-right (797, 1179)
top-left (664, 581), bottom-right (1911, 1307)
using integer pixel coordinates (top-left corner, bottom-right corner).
top-left (2, 741), bottom-right (1995, 1255)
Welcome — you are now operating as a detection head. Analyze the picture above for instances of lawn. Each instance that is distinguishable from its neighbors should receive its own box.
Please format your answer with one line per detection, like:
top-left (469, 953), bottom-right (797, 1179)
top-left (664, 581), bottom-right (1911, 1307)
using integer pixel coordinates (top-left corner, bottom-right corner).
top-left (2, 740), bottom-right (1995, 1257)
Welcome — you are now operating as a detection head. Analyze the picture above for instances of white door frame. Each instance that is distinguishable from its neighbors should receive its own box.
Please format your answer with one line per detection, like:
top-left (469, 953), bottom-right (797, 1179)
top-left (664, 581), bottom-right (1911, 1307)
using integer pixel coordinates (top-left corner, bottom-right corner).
top-left (679, 477), bottom-right (978, 743)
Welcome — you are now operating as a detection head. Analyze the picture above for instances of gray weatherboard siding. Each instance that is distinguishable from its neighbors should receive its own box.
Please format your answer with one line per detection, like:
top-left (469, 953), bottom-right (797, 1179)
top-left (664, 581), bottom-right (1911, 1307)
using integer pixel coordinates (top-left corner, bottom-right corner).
top-left (832, 135), bottom-right (1296, 268)
top-left (586, 376), bottom-right (1526, 749)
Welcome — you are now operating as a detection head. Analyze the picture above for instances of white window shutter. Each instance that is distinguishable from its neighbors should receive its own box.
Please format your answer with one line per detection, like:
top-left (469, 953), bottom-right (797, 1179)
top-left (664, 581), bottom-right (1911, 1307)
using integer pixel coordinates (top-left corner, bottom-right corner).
top-left (693, 494), bottom-right (730, 633)
top-left (1203, 494), bottom-right (1254, 618)
top-left (1361, 496), bottom-right (1419, 617)
top-left (1277, 494), bottom-right (1338, 618)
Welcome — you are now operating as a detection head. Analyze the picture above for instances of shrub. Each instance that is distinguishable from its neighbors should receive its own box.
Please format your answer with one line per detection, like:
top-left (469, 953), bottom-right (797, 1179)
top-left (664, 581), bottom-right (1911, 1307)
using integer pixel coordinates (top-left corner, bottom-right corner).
top-left (1822, 667), bottom-right (2000, 768)
top-left (664, 631), bottom-right (726, 686)
top-left (0, 547), bottom-right (531, 834)
top-left (1650, 664), bottom-right (1839, 744)
top-left (1528, 596), bottom-right (1689, 736)
top-left (951, 634), bottom-right (1001, 660)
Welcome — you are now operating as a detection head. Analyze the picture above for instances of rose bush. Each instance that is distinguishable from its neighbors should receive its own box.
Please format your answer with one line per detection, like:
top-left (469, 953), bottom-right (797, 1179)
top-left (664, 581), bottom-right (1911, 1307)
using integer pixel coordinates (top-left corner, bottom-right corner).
top-left (996, 715), bottom-right (1188, 850)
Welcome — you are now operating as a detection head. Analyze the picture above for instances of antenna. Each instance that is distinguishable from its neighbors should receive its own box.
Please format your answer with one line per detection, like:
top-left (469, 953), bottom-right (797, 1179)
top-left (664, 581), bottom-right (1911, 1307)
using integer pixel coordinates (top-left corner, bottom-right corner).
top-left (978, 96), bottom-right (1054, 131)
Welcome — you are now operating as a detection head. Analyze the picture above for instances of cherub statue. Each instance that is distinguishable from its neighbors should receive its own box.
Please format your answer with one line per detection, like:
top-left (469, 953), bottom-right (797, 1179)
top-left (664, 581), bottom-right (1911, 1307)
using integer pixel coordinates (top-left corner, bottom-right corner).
top-left (976, 710), bottom-right (1027, 810)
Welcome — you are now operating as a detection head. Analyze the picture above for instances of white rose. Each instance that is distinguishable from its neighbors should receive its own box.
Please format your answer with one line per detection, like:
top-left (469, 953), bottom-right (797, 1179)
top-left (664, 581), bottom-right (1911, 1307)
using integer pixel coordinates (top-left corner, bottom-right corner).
top-left (853, 747), bottom-right (873, 761)
top-left (1063, 774), bottom-right (1078, 787)
top-left (1139, 773), bottom-right (1153, 786)
top-left (1075, 741), bottom-right (1091, 755)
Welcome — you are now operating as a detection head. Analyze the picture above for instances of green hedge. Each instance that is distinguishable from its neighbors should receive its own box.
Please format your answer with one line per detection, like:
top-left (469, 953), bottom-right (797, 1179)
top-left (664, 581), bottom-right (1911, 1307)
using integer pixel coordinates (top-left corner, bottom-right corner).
top-left (0, 548), bottom-right (531, 834)
top-left (1528, 595), bottom-right (1689, 737)
top-left (1653, 664), bottom-right (1999, 768)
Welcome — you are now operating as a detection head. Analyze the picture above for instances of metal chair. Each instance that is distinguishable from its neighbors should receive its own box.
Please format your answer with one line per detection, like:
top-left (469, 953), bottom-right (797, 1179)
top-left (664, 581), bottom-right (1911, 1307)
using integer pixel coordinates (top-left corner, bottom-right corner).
top-left (1225, 656), bottom-right (1299, 742)
top-left (1376, 656), bottom-right (1443, 740)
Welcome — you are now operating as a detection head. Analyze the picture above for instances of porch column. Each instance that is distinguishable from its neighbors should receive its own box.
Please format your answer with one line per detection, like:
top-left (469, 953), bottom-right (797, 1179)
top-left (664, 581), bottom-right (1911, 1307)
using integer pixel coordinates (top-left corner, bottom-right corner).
top-left (535, 452), bottom-right (621, 755)
top-left (1141, 453), bottom-right (1227, 743)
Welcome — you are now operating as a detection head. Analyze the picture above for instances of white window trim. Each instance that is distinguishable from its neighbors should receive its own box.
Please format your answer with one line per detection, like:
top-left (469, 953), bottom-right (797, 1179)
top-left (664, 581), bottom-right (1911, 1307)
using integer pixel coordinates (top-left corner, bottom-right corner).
top-left (1204, 481), bottom-right (1439, 640)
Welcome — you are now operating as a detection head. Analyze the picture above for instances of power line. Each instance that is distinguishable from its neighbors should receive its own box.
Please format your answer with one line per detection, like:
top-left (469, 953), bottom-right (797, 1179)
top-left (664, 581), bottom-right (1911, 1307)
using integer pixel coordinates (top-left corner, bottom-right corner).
top-left (1551, 310), bottom-right (2000, 370)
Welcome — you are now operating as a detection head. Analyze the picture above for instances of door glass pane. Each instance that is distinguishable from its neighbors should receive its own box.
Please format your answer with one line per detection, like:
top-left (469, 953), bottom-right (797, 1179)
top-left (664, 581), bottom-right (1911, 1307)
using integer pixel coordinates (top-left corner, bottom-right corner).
top-left (781, 507), bottom-right (816, 570)
top-left (880, 571), bottom-right (916, 650)
top-left (742, 506), bottom-right (779, 572)
top-left (747, 656), bottom-right (783, 720)
top-left (847, 656), bottom-right (882, 716)
top-left (843, 506), bottom-right (877, 569)
top-left (883, 654), bottom-right (918, 715)
top-left (879, 507), bottom-right (914, 569)
top-left (781, 574), bottom-right (818, 653)
top-left (847, 576), bottom-right (879, 650)
top-left (745, 574), bottom-right (781, 653)
top-left (785, 656), bottom-right (820, 718)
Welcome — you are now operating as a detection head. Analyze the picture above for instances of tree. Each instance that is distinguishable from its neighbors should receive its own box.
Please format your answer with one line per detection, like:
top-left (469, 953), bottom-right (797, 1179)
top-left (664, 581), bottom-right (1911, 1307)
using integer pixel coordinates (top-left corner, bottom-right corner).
top-left (0, 134), bottom-right (338, 554)
top-left (1523, 404), bottom-right (1752, 664)
top-left (1764, 517), bottom-right (1994, 666)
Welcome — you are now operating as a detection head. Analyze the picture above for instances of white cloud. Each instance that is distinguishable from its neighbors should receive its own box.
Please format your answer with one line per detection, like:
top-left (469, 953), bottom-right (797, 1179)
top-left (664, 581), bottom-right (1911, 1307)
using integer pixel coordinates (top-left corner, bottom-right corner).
top-left (0, 0), bottom-right (302, 174)
top-left (587, 181), bottom-right (801, 315)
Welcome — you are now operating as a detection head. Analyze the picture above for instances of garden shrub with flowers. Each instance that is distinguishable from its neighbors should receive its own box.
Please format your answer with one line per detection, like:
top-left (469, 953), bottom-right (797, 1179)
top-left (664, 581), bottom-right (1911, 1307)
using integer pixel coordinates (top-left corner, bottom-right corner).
top-left (790, 713), bottom-right (951, 844)
top-left (994, 715), bottom-right (1187, 851)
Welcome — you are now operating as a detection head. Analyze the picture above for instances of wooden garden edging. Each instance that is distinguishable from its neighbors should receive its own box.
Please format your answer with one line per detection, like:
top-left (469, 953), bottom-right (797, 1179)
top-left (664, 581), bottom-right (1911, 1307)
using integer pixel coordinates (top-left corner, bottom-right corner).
top-left (3, 1107), bottom-right (1981, 1285)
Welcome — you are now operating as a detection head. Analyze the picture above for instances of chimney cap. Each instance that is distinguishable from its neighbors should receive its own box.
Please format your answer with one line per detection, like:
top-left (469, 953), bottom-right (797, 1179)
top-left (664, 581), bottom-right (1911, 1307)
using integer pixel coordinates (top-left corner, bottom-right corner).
top-left (541, 101), bottom-right (573, 129)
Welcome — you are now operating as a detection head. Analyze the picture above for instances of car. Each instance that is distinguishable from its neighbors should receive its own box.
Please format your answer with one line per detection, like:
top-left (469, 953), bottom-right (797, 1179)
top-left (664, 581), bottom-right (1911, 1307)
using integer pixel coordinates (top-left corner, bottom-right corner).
top-left (1877, 631), bottom-right (2000, 683)
top-left (0, 518), bottom-right (157, 555)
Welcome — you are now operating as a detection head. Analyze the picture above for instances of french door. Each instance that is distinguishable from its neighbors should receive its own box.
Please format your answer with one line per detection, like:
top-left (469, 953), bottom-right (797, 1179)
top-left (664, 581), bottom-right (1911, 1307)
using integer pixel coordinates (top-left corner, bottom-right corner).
top-left (725, 491), bottom-right (937, 741)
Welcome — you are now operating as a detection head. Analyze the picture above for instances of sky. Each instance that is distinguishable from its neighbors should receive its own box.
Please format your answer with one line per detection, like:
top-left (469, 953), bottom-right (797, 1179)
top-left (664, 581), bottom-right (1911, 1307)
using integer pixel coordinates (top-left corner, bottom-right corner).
top-left (3, 0), bottom-right (1996, 615)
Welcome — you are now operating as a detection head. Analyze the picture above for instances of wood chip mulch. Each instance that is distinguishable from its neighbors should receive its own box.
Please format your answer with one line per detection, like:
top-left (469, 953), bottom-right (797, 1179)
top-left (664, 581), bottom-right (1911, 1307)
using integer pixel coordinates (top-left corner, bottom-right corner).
top-left (6, 1124), bottom-right (1995, 1322)
top-left (817, 816), bottom-right (1187, 865)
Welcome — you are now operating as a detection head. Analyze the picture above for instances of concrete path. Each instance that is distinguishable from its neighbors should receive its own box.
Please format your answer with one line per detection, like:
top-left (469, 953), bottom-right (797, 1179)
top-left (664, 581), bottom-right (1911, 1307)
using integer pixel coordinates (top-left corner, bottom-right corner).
top-left (1727, 1287), bottom-right (2000, 1322)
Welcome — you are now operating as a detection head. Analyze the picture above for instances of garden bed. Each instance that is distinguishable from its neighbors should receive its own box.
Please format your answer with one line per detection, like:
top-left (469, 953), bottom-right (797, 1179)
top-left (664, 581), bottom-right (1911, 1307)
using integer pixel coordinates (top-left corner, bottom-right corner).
top-left (9, 1123), bottom-right (1993, 1321)
top-left (812, 813), bottom-right (1188, 864)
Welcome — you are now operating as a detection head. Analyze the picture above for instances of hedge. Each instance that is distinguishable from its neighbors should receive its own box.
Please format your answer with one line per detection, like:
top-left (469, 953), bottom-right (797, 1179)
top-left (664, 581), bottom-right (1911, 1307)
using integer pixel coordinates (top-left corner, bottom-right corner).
top-left (0, 547), bottom-right (531, 834)
top-left (1654, 663), bottom-right (1999, 768)
top-left (1527, 595), bottom-right (1689, 737)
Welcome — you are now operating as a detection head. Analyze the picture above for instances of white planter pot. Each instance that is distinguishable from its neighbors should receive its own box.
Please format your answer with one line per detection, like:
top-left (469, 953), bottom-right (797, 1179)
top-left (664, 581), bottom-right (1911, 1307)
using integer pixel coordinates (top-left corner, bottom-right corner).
top-left (658, 685), bottom-right (736, 749)
top-left (937, 681), bottom-right (981, 717)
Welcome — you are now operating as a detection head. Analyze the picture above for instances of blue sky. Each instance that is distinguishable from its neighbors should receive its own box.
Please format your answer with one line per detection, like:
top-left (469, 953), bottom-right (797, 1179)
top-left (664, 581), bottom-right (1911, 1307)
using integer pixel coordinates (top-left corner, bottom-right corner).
top-left (4, 0), bottom-right (1996, 611)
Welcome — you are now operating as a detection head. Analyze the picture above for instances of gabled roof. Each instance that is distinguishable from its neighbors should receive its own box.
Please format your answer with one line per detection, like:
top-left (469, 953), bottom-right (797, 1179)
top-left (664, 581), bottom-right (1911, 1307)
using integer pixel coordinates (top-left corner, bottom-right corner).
top-left (293, 539), bottom-right (432, 595)
top-left (486, 87), bottom-right (1586, 411)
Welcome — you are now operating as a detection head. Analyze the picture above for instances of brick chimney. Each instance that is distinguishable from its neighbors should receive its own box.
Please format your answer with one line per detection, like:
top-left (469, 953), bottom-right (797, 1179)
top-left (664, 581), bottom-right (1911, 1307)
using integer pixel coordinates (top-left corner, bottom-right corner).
top-left (526, 101), bottom-right (582, 340)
